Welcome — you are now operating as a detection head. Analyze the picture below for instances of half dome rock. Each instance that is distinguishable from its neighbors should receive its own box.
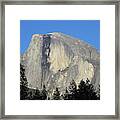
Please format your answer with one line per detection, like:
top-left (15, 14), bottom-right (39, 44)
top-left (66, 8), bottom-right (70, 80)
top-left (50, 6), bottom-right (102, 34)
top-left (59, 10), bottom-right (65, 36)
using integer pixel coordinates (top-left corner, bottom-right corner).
top-left (21, 32), bottom-right (100, 94)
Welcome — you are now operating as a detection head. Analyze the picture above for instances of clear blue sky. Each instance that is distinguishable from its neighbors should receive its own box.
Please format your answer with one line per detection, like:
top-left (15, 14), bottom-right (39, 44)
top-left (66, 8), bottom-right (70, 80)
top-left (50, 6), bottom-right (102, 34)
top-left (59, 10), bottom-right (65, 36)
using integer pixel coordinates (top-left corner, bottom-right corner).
top-left (20, 20), bottom-right (100, 54)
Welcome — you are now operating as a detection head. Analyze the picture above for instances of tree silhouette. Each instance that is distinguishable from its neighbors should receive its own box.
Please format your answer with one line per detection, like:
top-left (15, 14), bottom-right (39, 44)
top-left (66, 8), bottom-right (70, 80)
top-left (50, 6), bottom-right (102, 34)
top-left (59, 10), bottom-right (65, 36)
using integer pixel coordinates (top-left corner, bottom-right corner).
top-left (20, 64), bottom-right (29, 100)
top-left (41, 85), bottom-right (47, 100)
top-left (62, 79), bottom-right (100, 100)
top-left (27, 90), bottom-right (33, 100)
top-left (96, 85), bottom-right (100, 100)
top-left (68, 79), bottom-right (77, 100)
top-left (52, 87), bottom-right (61, 100)
top-left (77, 78), bottom-right (98, 100)
top-left (33, 87), bottom-right (41, 100)
top-left (63, 87), bottom-right (69, 100)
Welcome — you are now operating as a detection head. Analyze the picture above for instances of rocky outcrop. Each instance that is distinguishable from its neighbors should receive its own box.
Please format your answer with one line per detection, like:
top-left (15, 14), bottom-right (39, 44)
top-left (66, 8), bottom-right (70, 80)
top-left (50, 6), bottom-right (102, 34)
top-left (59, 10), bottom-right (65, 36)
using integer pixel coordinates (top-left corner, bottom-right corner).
top-left (21, 32), bottom-right (100, 94)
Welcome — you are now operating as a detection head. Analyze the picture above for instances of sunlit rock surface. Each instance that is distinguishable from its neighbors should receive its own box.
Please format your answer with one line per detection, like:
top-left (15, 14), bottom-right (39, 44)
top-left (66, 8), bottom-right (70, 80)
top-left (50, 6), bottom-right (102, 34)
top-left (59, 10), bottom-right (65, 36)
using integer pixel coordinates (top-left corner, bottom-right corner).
top-left (21, 32), bottom-right (100, 94)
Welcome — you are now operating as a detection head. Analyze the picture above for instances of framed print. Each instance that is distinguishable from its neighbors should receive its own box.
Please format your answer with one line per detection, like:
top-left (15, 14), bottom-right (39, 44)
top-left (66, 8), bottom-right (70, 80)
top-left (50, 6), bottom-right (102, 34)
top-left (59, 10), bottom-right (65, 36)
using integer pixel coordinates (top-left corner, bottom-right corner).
top-left (0, 0), bottom-right (119, 119)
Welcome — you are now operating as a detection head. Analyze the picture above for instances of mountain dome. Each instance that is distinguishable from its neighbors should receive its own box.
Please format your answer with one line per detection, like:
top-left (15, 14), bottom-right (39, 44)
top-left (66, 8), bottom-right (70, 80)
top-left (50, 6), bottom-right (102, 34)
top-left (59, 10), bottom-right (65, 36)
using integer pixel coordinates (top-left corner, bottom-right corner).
top-left (21, 32), bottom-right (100, 95)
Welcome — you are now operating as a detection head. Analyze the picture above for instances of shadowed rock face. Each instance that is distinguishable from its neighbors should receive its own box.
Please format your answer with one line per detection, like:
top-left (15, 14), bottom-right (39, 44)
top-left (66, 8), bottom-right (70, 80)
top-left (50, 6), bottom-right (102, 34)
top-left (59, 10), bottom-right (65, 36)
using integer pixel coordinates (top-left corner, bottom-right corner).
top-left (21, 32), bottom-right (100, 94)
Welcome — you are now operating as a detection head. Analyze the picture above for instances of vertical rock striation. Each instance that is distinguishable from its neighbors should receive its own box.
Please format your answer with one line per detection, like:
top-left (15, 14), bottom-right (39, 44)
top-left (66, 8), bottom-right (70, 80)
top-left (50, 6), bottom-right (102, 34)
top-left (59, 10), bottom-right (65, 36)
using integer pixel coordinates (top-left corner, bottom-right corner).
top-left (41, 34), bottom-right (51, 88)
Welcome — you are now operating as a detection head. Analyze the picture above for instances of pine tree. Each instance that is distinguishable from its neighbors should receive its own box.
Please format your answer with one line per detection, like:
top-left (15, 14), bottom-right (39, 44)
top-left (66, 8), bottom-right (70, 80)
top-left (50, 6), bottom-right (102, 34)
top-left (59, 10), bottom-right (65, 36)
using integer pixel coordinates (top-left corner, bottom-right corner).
top-left (41, 85), bottom-right (47, 100)
top-left (33, 87), bottom-right (41, 100)
top-left (96, 85), bottom-right (100, 100)
top-left (77, 79), bottom-right (98, 100)
top-left (68, 79), bottom-right (77, 100)
top-left (27, 90), bottom-right (33, 100)
top-left (52, 87), bottom-right (61, 100)
top-left (20, 64), bottom-right (29, 100)
top-left (63, 87), bottom-right (69, 100)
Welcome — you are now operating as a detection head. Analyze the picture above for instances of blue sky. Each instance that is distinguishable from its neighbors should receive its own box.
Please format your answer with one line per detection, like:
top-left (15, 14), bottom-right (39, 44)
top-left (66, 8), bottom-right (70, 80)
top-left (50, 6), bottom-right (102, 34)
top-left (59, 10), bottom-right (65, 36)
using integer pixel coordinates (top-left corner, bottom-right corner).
top-left (20, 20), bottom-right (100, 54)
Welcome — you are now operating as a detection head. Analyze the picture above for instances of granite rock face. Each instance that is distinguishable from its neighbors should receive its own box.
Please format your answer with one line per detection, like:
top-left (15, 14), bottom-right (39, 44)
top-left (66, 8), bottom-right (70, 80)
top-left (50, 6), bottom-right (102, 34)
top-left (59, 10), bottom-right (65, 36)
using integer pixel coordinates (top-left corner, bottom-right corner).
top-left (21, 32), bottom-right (100, 95)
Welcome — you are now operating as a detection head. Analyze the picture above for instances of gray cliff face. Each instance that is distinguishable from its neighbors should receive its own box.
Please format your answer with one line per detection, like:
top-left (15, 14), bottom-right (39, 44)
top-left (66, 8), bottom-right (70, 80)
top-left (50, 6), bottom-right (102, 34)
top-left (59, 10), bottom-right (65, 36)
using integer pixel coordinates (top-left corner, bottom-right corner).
top-left (21, 32), bottom-right (100, 95)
